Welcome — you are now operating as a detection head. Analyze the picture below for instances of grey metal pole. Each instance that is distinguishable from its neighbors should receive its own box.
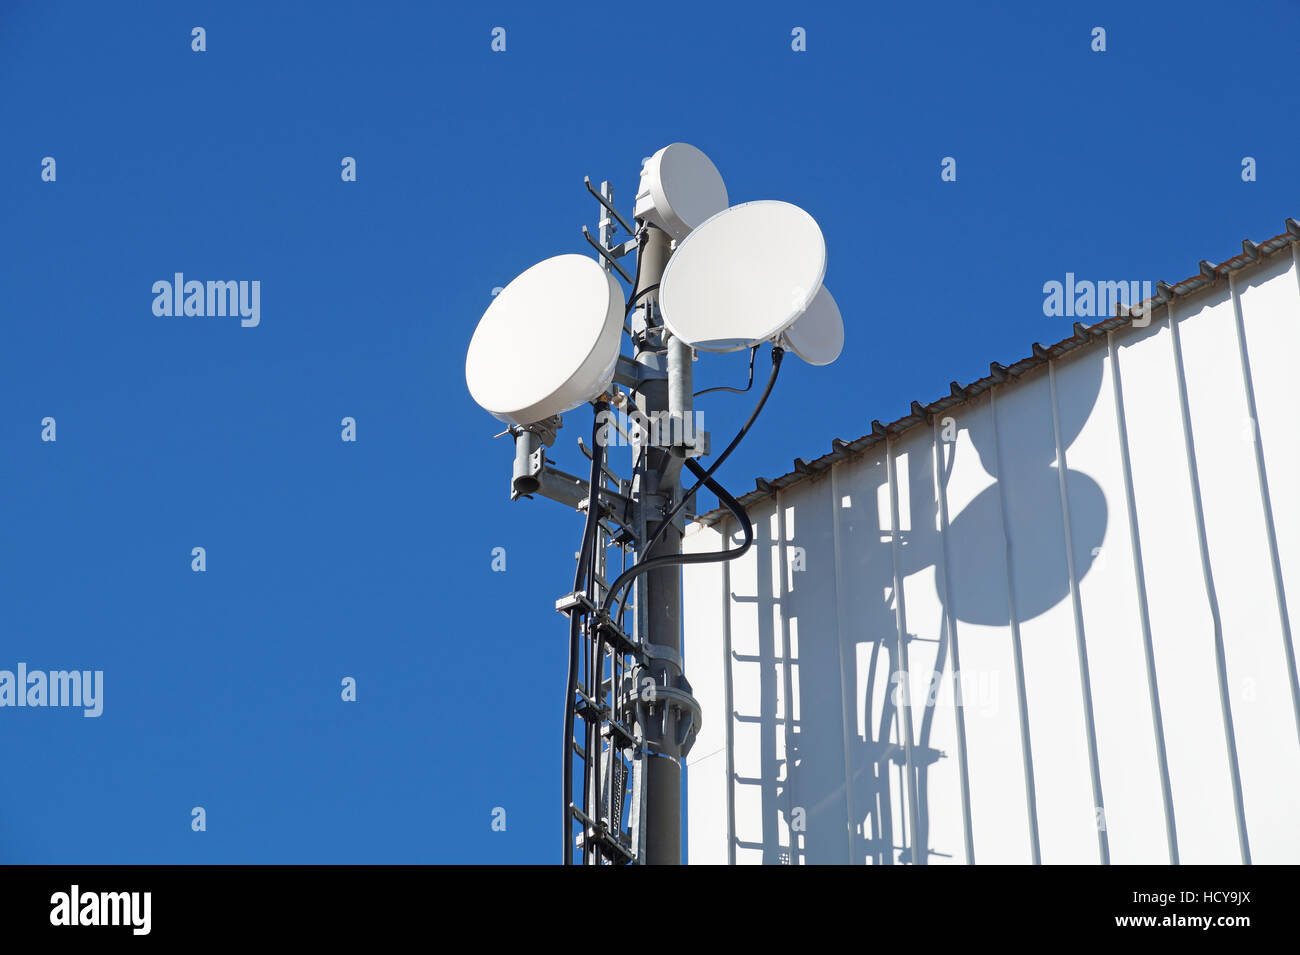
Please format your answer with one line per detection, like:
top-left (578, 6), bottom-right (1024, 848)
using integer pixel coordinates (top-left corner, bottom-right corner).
top-left (630, 226), bottom-right (690, 865)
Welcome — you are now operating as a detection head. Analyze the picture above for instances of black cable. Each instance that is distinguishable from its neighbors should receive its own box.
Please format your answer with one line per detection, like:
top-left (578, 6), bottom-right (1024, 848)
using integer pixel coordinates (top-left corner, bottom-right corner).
top-left (618, 229), bottom-right (650, 335)
top-left (563, 403), bottom-right (607, 865)
top-left (563, 611), bottom-right (583, 865)
top-left (623, 230), bottom-right (647, 310)
top-left (641, 344), bottom-right (783, 562)
top-left (590, 625), bottom-right (605, 865)
top-left (625, 282), bottom-right (659, 317)
top-left (598, 455), bottom-right (754, 617)
top-left (694, 345), bottom-right (758, 397)
top-left (596, 346), bottom-right (782, 621)
top-left (583, 450), bottom-right (605, 865)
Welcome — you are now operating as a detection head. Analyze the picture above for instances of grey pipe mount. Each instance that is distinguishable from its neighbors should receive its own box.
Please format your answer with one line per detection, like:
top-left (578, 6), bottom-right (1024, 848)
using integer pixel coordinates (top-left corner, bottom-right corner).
top-left (510, 415), bottom-right (560, 498)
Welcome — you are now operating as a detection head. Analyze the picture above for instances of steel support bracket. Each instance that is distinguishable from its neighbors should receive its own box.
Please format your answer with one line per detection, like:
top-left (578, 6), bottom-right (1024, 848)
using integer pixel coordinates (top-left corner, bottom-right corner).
top-left (633, 669), bottom-right (701, 758)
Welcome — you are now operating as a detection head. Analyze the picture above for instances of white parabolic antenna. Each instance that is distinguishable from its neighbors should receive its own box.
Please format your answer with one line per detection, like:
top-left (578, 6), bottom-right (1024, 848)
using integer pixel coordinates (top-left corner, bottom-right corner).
top-left (634, 143), bottom-right (729, 240)
top-left (782, 285), bottom-right (844, 365)
top-left (659, 200), bottom-right (826, 353)
top-left (466, 254), bottom-right (623, 426)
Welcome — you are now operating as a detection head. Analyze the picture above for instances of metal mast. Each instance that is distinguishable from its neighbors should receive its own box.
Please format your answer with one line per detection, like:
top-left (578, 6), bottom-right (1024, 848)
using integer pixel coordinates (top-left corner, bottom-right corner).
top-left (494, 152), bottom-right (791, 864)
top-left (533, 174), bottom-right (706, 864)
top-left (630, 227), bottom-right (696, 865)
top-left (471, 145), bottom-right (831, 866)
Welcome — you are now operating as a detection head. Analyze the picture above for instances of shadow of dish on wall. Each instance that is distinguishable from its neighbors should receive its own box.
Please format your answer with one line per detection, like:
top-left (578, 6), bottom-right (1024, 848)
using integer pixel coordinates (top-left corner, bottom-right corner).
top-left (726, 348), bottom-right (1108, 864)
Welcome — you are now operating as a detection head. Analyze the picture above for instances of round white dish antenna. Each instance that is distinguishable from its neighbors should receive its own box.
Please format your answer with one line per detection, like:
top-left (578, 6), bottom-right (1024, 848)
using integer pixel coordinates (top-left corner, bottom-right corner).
top-left (633, 143), bottom-right (728, 241)
top-left (659, 200), bottom-right (825, 353)
top-left (466, 254), bottom-right (623, 426)
top-left (781, 285), bottom-right (843, 365)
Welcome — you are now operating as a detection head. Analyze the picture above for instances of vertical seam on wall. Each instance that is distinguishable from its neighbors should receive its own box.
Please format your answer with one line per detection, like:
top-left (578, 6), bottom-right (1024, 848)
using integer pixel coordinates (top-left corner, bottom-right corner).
top-left (720, 514), bottom-right (737, 866)
top-left (829, 462), bottom-right (859, 864)
top-left (886, 436), bottom-right (922, 864)
top-left (774, 492), bottom-right (798, 862)
top-left (1230, 269), bottom-right (1300, 746)
top-left (932, 416), bottom-right (976, 864)
top-left (1107, 329), bottom-right (1179, 864)
top-left (1167, 298), bottom-right (1252, 864)
top-left (990, 387), bottom-right (1043, 864)
top-left (1294, 241), bottom-right (1300, 298)
top-left (1048, 360), bottom-right (1110, 864)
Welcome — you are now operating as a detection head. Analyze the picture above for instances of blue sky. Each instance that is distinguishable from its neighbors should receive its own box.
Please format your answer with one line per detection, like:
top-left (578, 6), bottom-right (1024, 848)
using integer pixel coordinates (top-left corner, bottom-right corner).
top-left (1, 1), bottom-right (1296, 863)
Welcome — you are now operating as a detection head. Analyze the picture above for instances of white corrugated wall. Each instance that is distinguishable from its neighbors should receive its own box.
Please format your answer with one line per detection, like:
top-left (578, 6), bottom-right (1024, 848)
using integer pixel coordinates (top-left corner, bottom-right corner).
top-left (682, 246), bottom-right (1300, 864)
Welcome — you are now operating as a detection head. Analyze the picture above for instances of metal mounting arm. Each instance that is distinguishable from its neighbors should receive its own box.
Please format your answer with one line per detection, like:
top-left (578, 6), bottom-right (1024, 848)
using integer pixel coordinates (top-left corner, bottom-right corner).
top-left (584, 175), bottom-right (634, 237)
top-left (582, 226), bottom-right (633, 283)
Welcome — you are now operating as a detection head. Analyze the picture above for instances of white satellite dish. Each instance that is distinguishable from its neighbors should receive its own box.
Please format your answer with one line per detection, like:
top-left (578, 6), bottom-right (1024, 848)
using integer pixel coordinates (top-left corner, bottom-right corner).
top-left (781, 285), bottom-right (843, 365)
top-left (466, 254), bottom-right (623, 426)
top-left (659, 200), bottom-right (826, 353)
top-left (633, 143), bottom-right (728, 241)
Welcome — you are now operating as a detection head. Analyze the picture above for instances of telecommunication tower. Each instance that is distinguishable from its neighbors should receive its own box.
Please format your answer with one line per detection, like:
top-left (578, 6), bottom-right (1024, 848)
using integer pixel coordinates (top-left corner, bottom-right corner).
top-left (465, 144), bottom-right (843, 864)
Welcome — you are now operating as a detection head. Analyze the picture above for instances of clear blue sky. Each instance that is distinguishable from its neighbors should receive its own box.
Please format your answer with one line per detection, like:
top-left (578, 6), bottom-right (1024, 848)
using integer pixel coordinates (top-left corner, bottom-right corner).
top-left (2, 1), bottom-right (1296, 863)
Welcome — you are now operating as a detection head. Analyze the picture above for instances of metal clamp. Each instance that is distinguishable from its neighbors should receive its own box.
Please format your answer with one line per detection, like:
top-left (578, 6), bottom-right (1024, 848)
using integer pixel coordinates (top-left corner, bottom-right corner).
top-left (631, 669), bottom-right (702, 758)
top-left (640, 641), bottom-right (683, 671)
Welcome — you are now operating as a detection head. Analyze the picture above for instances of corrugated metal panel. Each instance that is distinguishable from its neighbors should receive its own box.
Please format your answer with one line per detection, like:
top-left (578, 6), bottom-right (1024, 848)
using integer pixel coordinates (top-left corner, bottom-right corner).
top-left (683, 235), bottom-right (1300, 864)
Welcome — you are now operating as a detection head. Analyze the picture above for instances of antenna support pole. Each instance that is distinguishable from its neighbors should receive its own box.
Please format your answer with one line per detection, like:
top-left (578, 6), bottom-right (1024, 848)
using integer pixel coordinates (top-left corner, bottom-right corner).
top-left (630, 225), bottom-right (695, 865)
